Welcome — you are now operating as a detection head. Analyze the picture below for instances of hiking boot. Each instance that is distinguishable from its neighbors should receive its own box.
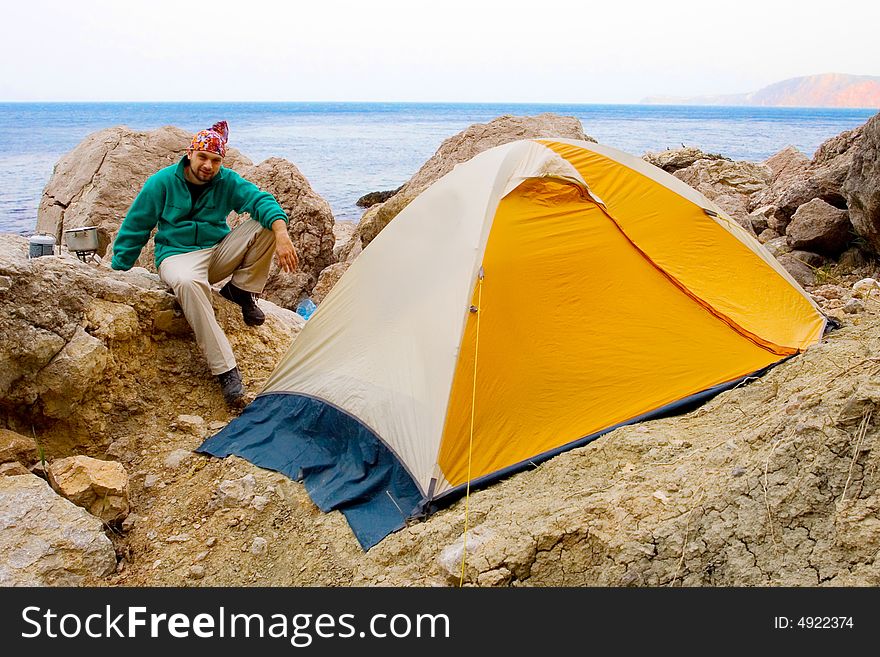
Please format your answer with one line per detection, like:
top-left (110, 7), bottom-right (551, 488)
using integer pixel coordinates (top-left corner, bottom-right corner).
top-left (220, 281), bottom-right (265, 326)
top-left (217, 366), bottom-right (246, 407)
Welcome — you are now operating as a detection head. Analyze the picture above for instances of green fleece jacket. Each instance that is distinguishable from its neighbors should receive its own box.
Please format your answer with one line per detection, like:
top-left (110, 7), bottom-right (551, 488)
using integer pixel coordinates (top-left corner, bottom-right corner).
top-left (110, 157), bottom-right (288, 270)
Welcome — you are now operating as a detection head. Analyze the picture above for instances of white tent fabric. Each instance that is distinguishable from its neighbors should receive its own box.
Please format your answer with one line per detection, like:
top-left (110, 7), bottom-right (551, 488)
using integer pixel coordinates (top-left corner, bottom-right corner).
top-left (263, 140), bottom-right (582, 494)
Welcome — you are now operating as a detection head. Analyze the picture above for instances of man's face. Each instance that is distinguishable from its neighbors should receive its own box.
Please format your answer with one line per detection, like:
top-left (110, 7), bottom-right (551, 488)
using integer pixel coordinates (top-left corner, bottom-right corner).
top-left (187, 149), bottom-right (223, 183)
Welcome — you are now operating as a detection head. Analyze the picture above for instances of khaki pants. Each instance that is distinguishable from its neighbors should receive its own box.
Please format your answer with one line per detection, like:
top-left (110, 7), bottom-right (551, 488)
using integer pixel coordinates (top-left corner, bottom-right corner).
top-left (159, 220), bottom-right (276, 375)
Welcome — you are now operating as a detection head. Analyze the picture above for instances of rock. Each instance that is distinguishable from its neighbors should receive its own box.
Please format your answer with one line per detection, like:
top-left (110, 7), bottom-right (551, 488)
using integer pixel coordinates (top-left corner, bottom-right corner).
top-left (174, 414), bottom-right (206, 437)
top-left (750, 146), bottom-right (810, 224)
top-left (852, 278), bottom-right (880, 299)
top-left (332, 221), bottom-right (357, 260)
top-left (776, 254), bottom-right (817, 287)
top-left (839, 381), bottom-right (880, 424)
top-left (35, 326), bottom-right (110, 419)
top-left (356, 187), bottom-right (403, 208)
top-left (477, 568), bottom-right (513, 587)
top-left (0, 462), bottom-right (30, 476)
top-left (121, 513), bottom-right (138, 532)
top-left (758, 229), bottom-right (781, 244)
top-left (765, 146), bottom-right (811, 182)
top-left (763, 236), bottom-right (791, 258)
top-left (311, 262), bottom-right (350, 305)
top-left (748, 205), bottom-right (774, 234)
top-left (835, 495), bottom-right (880, 556)
top-left (843, 112), bottom-right (880, 253)
top-left (0, 233), bottom-right (300, 452)
top-left (437, 525), bottom-right (496, 584)
top-left (838, 247), bottom-right (872, 272)
top-left (260, 298), bottom-right (306, 330)
top-left (227, 158), bottom-right (336, 310)
top-left (815, 125), bottom-right (864, 163)
top-left (165, 534), bottom-right (190, 543)
top-left (0, 428), bottom-right (38, 465)
top-left (812, 285), bottom-right (842, 300)
top-left (209, 473), bottom-right (256, 510)
top-left (250, 537), bottom-right (268, 555)
top-left (843, 299), bottom-right (865, 314)
top-left (84, 299), bottom-right (140, 342)
top-left (251, 495), bottom-right (270, 511)
top-left (48, 455), bottom-right (130, 524)
top-left (642, 147), bottom-right (729, 173)
top-left (673, 159), bottom-right (771, 229)
top-left (164, 449), bottom-right (193, 470)
top-left (789, 250), bottom-right (826, 268)
top-left (37, 126), bottom-right (252, 264)
top-left (767, 127), bottom-right (863, 229)
top-left (187, 564), bottom-right (206, 579)
top-left (0, 474), bottom-right (116, 585)
top-left (652, 490), bottom-right (671, 505)
top-left (143, 474), bottom-right (160, 489)
top-left (786, 199), bottom-right (852, 255)
top-left (342, 114), bottom-right (590, 256)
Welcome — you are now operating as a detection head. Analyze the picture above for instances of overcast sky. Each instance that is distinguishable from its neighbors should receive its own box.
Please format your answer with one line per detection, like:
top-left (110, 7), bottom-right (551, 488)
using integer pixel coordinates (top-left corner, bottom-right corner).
top-left (2, 0), bottom-right (878, 103)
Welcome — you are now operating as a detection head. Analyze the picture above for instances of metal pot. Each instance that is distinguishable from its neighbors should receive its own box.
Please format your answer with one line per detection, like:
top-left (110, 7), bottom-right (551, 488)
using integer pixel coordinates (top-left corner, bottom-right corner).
top-left (64, 226), bottom-right (100, 252)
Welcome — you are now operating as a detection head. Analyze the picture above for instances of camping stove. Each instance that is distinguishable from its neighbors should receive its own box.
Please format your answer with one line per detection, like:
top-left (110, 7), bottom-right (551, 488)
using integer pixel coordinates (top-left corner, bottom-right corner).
top-left (63, 227), bottom-right (101, 264)
top-left (73, 250), bottom-right (101, 264)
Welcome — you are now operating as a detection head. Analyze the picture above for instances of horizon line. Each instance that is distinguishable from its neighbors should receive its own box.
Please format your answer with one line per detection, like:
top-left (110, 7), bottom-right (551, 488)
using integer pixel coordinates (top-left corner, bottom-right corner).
top-left (0, 100), bottom-right (877, 111)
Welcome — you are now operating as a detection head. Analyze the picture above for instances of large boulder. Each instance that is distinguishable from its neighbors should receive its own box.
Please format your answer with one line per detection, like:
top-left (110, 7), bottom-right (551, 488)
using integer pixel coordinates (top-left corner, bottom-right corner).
top-left (0, 428), bottom-right (38, 465)
top-left (673, 159), bottom-right (771, 229)
top-left (786, 198), bottom-right (852, 256)
top-left (749, 146), bottom-right (811, 229)
top-left (0, 234), bottom-right (301, 456)
top-left (341, 114), bottom-right (591, 257)
top-left (48, 455), bottom-right (130, 524)
top-left (356, 187), bottom-right (403, 208)
top-left (36, 126), bottom-right (252, 262)
top-left (227, 158), bottom-right (336, 309)
top-left (0, 474), bottom-right (116, 586)
top-left (843, 112), bottom-right (880, 253)
top-left (642, 147), bottom-right (729, 173)
top-left (761, 126), bottom-right (864, 231)
top-left (310, 262), bottom-right (350, 305)
top-left (37, 326), bottom-right (111, 419)
top-left (776, 253), bottom-right (819, 287)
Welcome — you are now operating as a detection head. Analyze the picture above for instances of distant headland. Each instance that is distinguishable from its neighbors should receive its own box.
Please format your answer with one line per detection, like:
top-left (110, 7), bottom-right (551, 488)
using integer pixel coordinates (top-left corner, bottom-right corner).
top-left (641, 73), bottom-right (880, 108)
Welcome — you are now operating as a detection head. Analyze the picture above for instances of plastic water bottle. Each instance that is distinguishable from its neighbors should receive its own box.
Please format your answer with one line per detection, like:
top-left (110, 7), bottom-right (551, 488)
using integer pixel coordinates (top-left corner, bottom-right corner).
top-left (296, 298), bottom-right (317, 320)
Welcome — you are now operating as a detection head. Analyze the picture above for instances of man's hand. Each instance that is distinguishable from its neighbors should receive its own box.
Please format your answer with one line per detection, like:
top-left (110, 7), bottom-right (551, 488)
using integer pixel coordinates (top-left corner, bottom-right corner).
top-left (272, 220), bottom-right (299, 273)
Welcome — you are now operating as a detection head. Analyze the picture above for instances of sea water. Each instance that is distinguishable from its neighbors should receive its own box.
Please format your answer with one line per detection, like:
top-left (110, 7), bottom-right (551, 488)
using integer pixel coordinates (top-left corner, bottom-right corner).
top-left (0, 102), bottom-right (874, 235)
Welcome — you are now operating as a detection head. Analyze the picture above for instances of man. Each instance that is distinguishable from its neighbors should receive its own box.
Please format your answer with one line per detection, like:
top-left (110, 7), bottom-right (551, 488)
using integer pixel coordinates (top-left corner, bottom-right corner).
top-left (111, 121), bottom-right (298, 407)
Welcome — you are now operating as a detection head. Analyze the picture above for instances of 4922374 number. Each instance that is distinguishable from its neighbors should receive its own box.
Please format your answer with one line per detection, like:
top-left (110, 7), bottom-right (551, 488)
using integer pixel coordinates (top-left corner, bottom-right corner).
top-left (774, 617), bottom-right (854, 629)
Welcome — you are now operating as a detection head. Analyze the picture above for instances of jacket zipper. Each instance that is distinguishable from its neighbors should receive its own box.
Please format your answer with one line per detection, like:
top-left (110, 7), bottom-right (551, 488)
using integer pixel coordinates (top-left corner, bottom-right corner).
top-left (183, 184), bottom-right (213, 245)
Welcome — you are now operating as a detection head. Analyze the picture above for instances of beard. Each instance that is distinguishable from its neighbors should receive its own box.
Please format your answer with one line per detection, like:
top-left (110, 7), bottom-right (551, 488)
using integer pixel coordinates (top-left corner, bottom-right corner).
top-left (191, 165), bottom-right (216, 182)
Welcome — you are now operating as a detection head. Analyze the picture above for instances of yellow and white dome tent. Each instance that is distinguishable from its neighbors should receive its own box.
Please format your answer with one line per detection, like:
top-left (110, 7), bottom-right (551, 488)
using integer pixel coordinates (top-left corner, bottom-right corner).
top-left (198, 139), bottom-right (827, 549)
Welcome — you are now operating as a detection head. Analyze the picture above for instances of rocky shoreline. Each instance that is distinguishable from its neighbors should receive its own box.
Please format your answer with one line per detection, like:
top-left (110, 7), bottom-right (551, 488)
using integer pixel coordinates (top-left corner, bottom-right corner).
top-left (2, 111), bottom-right (880, 586)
